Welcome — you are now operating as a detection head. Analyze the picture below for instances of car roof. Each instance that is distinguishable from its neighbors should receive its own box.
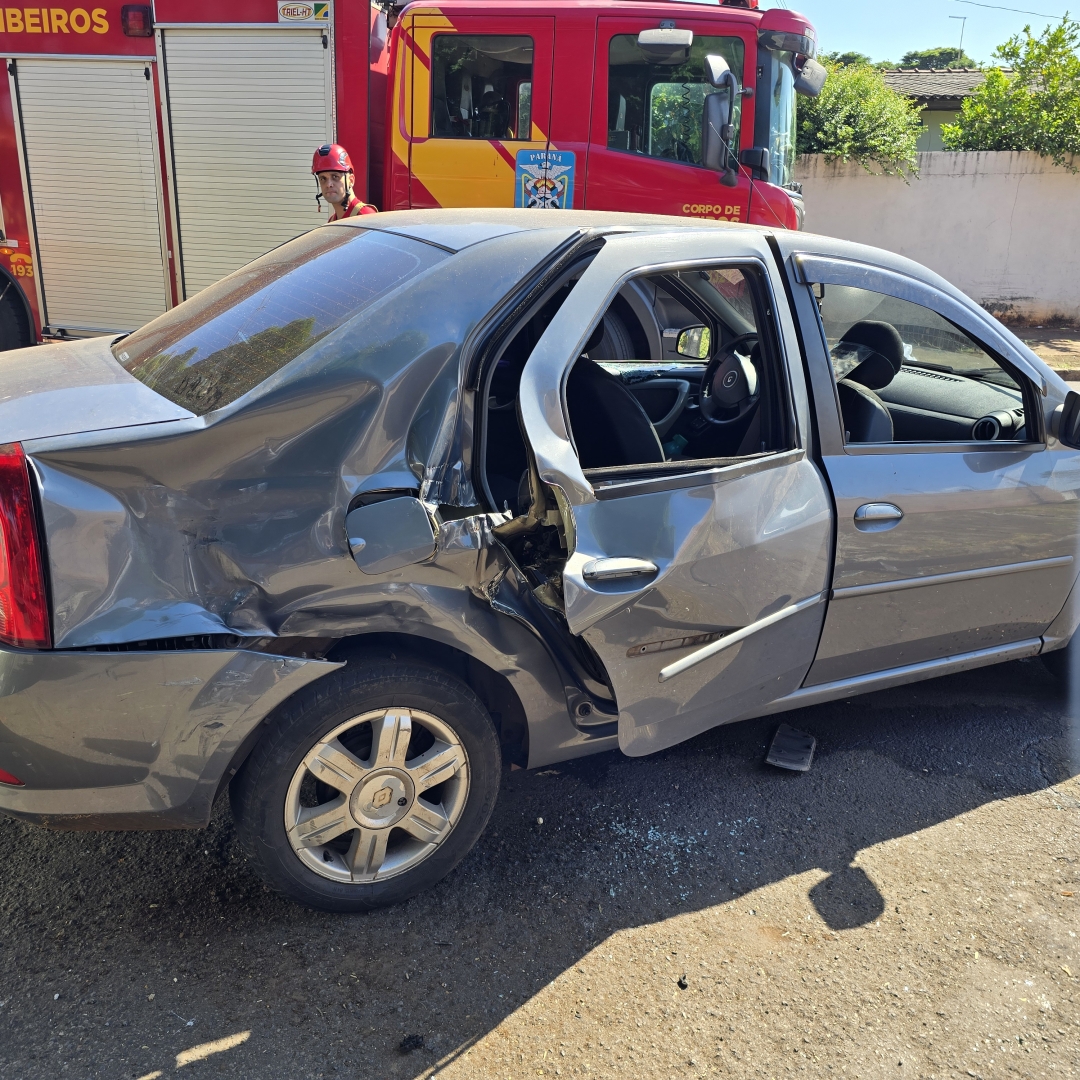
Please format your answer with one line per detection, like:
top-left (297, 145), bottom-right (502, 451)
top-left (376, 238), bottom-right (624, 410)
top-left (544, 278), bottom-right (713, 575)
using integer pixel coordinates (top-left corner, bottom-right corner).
top-left (330, 209), bottom-right (975, 321)
top-left (330, 208), bottom-right (751, 253)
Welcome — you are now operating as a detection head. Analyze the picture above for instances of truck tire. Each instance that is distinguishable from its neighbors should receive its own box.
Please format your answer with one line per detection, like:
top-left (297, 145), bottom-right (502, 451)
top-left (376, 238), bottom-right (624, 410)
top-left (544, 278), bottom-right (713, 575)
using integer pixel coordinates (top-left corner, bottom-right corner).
top-left (0, 273), bottom-right (33, 352)
top-left (230, 659), bottom-right (501, 912)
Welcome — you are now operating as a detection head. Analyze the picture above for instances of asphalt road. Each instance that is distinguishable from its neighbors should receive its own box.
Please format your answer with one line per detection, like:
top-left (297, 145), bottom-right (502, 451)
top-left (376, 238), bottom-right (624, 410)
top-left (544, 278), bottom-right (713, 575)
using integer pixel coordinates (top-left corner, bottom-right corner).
top-left (1, 657), bottom-right (1077, 1080)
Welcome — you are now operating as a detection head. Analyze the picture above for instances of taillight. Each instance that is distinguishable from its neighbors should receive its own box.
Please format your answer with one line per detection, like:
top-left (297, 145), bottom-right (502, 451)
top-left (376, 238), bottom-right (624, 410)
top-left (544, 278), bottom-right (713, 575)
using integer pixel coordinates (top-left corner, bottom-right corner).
top-left (0, 443), bottom-right (51, 649)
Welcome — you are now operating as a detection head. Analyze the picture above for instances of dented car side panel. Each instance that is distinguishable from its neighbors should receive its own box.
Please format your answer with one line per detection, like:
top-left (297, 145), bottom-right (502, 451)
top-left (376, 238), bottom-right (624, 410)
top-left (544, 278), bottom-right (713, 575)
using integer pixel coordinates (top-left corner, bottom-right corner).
top-left (12, 225), bottom-right (612, 815)
top-left (27, 229), bottom-right (576, 650)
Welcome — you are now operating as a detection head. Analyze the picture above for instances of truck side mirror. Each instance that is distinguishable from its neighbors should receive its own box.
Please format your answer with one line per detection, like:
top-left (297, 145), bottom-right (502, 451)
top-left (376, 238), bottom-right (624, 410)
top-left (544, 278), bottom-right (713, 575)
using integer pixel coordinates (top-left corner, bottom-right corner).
top-left (1051, 391), bottom-right (1080, 448)
top-left (739, 147), bottom-right (770, 181)
top-left (792, 56), bottom-right (827, 97)
top-left (701, 55), bottom-right (740, 188)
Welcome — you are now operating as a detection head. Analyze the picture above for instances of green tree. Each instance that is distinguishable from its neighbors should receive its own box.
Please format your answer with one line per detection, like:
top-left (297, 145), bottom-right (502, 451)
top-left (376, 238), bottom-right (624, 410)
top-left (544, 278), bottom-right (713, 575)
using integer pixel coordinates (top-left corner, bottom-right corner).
top-left (820, 50), bottom-right (873, 68)
top-left (941, 17), bottom-right (1080, 167)
top-left (797, 61), bottom-right (923, 175)
top-left (897, 46), bottom-right (977, 69)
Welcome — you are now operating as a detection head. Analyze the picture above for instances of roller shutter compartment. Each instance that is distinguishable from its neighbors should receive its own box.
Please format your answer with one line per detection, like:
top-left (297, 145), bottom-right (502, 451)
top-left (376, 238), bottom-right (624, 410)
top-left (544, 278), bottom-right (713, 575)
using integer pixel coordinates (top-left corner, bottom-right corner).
top-left (162, 28), bottom-right (334, 298)
top-left (14, 59), bottom-right (169, 334)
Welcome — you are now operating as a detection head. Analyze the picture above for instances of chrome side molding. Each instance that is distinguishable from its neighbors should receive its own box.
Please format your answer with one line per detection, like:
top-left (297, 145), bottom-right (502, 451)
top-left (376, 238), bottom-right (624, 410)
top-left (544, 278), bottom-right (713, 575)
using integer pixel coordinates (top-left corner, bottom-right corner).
top-left (831, 554), bottom-right (1073, 601)
top-left (657, 592), bottom-right (824, 683)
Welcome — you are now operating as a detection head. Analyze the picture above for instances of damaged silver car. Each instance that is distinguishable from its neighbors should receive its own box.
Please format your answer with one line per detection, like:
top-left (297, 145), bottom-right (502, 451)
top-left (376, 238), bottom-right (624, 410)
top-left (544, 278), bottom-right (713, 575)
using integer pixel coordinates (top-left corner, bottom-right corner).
top-left (2, 210), bottom-right (1079, 911)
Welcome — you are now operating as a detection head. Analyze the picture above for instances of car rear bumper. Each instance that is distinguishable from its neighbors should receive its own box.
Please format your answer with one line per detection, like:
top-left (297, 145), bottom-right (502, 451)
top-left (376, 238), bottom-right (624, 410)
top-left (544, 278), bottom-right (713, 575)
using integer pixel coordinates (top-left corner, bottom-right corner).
top-left (0, 645), bottom-right (339, 829)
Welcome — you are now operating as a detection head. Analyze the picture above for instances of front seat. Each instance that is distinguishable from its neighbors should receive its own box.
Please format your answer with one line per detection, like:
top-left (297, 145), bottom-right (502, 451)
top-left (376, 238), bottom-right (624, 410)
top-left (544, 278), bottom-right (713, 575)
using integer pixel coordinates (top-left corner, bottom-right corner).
top-left (566, 321), bottom-right (665, 469)
top-left (835, 320), bottom-right (905, 443)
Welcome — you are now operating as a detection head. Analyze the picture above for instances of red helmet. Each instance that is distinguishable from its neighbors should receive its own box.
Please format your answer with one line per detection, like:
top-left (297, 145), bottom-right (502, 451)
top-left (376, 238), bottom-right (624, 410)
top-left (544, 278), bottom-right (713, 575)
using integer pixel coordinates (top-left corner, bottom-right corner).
top-left (312, 143), bottom-right (353, 174)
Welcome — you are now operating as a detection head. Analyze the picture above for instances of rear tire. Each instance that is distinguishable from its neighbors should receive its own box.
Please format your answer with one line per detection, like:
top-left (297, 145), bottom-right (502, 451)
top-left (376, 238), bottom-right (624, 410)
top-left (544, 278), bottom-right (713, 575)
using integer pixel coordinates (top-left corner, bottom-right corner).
top-left (230, 660), bottom-right (501, 912)
top-left (1041, 638), bottom-right (1078, 687)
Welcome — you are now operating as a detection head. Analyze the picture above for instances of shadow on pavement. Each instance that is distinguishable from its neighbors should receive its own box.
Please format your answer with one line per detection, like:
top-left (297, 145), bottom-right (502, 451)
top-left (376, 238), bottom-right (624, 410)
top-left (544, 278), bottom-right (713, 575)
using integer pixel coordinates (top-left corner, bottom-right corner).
top-left (0, 656), bottom-right (1075, 1078)
top-left (807, 864), bottom-right (887, 930)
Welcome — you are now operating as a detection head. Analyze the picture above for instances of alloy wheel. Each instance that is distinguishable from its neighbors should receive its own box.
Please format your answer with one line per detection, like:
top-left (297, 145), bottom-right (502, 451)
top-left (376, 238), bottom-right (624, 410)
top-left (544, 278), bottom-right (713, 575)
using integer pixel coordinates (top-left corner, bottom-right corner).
top-left (283, 708), bottom-right (470, 883)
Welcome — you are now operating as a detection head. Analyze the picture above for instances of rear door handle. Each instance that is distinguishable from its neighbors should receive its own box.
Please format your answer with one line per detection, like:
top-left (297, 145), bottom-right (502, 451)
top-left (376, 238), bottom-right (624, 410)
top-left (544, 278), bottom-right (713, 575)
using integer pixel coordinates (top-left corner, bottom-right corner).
top-left (581, 557), bottom-right (659, 582)
top-left (854, 503), bottom-right (903, 532)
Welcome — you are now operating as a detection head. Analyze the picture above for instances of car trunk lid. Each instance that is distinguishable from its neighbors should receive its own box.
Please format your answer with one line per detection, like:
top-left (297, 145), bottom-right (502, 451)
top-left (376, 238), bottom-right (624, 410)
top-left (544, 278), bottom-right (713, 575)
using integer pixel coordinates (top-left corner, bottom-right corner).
top-left (0, 336), bottom-right (194, 444)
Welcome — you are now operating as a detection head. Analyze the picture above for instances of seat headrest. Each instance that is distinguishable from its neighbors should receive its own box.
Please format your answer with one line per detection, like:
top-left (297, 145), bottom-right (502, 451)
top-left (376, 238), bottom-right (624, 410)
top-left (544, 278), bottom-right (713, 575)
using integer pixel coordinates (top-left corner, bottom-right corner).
top-left (839, 320), bottom-right (905, 391)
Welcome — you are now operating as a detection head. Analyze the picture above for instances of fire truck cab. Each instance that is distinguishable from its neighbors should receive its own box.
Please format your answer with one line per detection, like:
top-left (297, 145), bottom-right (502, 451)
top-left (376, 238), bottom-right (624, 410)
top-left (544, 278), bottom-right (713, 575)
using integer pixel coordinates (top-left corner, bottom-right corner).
top-left (0, 0), bottom-right (822, 350)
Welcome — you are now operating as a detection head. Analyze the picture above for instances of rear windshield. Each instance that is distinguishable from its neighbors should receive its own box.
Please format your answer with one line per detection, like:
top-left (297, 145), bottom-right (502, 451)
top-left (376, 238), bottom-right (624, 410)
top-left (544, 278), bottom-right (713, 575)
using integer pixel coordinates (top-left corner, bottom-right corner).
top-left (113, 227), bottom-right (447, 415)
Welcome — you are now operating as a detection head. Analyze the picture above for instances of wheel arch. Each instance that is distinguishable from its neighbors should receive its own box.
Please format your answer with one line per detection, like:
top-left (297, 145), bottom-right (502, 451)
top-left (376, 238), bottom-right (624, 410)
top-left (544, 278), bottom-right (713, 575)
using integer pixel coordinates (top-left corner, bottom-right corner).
top-left (325, 632), bottom-right (530, 766)
top-left (0, 263), bottom-right (36, 351)
top-left (216, 630), bottom-right (533, 807)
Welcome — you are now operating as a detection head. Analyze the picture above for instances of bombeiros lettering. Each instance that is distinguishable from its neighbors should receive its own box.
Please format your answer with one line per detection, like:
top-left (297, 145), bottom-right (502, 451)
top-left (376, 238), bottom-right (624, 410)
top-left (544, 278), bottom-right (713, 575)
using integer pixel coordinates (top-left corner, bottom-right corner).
top-left (682, 202), bottom-right (743, 220)
top-left (3, 6), bottom-right (109, 33)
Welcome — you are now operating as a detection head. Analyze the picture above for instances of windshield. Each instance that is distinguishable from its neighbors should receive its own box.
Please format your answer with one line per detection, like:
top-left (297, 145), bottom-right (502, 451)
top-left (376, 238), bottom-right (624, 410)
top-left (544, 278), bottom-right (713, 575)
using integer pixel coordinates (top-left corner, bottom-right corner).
top-left (113, 228), bottom-right (447, 415)
top-left (767, 51), bottom-right (798, 188)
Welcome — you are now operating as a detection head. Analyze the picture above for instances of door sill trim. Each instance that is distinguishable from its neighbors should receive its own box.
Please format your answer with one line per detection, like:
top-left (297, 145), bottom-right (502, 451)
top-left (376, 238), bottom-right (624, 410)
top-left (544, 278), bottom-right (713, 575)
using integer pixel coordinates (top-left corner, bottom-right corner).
top-left (759, 637), bottom-right (1043, 715)
top-left (831, 554), bottom-right (1073, 600)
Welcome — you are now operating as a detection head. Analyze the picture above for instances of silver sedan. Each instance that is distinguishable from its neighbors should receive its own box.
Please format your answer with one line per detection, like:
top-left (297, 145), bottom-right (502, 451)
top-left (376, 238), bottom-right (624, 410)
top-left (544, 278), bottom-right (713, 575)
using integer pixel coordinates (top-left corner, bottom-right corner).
top-left (1, 209), bottom-right (1077, 910)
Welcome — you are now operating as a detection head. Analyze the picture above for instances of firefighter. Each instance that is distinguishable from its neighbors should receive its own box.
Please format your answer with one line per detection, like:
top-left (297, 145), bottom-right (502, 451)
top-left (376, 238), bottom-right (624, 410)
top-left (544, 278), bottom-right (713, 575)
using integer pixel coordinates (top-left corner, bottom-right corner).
top-left (311, 143), bottom-right (377, 220)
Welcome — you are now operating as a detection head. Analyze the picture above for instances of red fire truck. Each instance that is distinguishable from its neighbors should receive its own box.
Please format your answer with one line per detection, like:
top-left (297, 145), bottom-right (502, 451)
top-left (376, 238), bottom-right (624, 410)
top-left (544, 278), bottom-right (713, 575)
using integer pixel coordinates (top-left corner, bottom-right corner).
top-left (0, 0), bottom-right (823, 350)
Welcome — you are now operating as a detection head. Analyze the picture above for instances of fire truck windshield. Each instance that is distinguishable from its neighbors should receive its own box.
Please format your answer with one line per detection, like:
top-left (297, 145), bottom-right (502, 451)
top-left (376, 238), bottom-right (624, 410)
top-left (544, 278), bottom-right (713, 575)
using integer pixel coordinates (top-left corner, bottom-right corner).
top-left (766, 51), bottom-right (798, 189)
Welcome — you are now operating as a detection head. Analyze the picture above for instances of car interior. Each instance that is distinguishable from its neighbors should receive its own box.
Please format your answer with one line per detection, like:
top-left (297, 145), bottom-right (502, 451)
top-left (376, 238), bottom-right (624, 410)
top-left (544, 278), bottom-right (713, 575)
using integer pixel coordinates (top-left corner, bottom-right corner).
top-left (479, 262), bottom-right (793, 515)
top-left (814, 284), bottom-right (1031, 444)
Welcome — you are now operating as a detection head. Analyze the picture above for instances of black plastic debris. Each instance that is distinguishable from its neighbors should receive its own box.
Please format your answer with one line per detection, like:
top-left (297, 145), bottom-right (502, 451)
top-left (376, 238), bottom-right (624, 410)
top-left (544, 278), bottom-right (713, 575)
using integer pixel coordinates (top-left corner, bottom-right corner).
top-left (766, 723), bottom-right (816, 772)
top-left (398, 1034), bottom-right (424, 1054)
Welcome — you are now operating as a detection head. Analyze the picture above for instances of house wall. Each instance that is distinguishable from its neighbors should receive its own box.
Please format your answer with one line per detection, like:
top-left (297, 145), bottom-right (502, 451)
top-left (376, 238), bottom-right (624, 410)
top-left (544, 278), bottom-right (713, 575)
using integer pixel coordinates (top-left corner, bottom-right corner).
top-left (916, 109), bottom-right (960, 152)
top-left (795, 151), bottom-right (1080, 323)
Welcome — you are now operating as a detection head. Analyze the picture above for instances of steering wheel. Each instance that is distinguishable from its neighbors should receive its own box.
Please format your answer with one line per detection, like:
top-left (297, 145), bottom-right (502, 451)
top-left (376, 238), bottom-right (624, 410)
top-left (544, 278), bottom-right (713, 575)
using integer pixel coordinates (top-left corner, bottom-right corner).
top-left (699, 333), bottom-right (761, 425)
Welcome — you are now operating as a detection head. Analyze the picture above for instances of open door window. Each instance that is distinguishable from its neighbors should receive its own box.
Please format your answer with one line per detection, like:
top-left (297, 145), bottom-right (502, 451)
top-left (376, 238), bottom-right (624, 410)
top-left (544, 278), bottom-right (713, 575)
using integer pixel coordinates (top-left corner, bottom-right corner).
top-left (480, 231), bottom-right (833, 756)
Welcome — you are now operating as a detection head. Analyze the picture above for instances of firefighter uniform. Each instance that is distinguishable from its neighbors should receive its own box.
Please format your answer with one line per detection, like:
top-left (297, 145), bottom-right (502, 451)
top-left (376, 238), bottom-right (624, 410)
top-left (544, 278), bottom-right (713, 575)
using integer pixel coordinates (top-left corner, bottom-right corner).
top-left (329, 194), bottom-right (378, 221)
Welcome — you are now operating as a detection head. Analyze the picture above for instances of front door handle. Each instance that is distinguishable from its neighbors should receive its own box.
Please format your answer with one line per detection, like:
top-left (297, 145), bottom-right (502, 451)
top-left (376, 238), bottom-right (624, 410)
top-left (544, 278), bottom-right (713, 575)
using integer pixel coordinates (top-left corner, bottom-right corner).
top-left (854, 503), bottom-right (903, 532)
top-left (581, 557), bottom-right (659, 582)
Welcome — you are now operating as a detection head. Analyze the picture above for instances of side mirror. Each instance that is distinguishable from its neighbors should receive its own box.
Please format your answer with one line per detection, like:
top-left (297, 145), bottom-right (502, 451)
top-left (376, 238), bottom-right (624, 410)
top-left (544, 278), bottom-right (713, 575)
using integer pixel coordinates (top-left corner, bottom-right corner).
top-left (677, 326), bottom-right (712, 359)
top-left (792, 56), bottom-right (827, 97)
top-left (636, 27), bottom-right (693, 65)
top-left (739, 146), bottom-right (770, 181)
top-left (703, 53), bottom-right (733, 88)
top-left (702, 54), bottom-right (740, 188)
top-left (1051, 390), bottom-right (1080, 448)
top-left (345, 496), bottom-right (436, 575)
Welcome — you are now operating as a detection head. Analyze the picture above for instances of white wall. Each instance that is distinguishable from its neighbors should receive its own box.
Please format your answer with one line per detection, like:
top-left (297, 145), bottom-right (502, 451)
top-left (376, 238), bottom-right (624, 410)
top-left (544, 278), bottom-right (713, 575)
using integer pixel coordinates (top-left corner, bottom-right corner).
top-left (795, 152), bottom-right (1080, 323)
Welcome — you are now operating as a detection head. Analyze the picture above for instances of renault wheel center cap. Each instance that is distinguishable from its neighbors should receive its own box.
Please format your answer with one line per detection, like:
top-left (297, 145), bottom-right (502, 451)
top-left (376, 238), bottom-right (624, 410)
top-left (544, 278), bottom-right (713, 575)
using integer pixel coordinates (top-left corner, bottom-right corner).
top-left (350, 769), bottom-right (414, 829)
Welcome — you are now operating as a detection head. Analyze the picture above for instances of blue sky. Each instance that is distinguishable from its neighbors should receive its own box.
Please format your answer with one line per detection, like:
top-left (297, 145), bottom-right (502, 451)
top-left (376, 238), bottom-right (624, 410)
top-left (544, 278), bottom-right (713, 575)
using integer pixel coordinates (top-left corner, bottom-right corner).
top-left (760, 0), bottom-right (1069, 64)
